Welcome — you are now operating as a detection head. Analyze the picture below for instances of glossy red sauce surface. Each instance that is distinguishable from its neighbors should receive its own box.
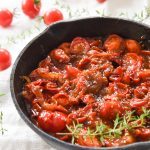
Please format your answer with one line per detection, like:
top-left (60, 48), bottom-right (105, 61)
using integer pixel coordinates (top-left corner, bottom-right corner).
top-left (22, 34), bottom-right (150, 147)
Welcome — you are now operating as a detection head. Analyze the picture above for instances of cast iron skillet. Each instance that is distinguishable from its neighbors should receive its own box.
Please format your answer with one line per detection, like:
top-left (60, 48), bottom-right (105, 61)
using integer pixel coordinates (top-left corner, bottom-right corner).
top-left (10, 17), bottom-right (150, 150)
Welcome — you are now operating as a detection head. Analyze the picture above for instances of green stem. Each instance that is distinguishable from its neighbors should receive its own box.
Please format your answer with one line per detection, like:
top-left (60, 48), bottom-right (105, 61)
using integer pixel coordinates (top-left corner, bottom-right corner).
top-left (34, 0), bottom-right (40, 5)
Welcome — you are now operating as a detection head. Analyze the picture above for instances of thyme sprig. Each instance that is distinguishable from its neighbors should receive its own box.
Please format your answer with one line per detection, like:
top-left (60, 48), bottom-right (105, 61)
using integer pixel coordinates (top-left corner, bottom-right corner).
top-left (0, 112), bottom-right (7, 135)
top-left (57, 108), bottom-right (150, 144)
top-left (0, 94), bottom-right (7, 135)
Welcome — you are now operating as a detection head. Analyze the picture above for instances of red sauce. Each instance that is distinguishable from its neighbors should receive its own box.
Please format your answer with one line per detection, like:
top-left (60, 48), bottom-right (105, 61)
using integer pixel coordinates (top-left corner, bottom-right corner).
top-left (22, 35), bottom-right (150, 147)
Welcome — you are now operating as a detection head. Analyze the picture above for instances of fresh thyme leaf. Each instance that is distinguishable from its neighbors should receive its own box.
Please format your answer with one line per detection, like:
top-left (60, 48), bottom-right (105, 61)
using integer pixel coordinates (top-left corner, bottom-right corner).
top-left (58, 108), bottom-right (149, 143)
top-left (0, 112), bottom-right (7, 135)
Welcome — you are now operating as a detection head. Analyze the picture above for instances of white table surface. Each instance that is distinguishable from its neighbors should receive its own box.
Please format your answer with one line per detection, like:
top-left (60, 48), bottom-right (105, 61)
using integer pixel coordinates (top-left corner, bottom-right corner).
top-left (0, 0), bottom-right (150, 150)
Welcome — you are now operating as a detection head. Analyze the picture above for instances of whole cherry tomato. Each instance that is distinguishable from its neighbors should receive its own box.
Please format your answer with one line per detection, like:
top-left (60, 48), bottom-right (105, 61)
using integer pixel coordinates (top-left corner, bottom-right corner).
top-left (43, 9), bottom-right (63, 25)
top-left (97, 0), bottom-right (106, 3)
top-left (22, 0), bottom-right (41, 19)
top-left (38, 110), bottom-right (67, 132)
top-left (0, 49), bottom-right (11, 71)
top-left (0, 9), bottom-right (13, 27)
top-left (99, 100), bottom-right (124, 120)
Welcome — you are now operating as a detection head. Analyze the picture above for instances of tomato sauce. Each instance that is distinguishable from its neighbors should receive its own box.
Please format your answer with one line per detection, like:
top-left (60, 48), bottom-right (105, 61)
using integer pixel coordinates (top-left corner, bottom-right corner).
top-left (22, 34), bottom-right (150, 147)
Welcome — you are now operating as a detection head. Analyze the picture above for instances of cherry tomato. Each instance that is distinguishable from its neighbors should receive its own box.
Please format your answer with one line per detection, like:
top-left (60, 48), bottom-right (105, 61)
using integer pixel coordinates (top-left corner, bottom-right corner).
top-left (65, 65), bottom-right (80, 79)
top-left (99, 100), bottom-right (124, 120)
top-left (130, 98), bottom-right (148, 108)
top-left (77, 129), bottom-right (102, 147)
top-left (134, 82), bottom-right (149, 99)
top-left (104, 34), bottom-right (125, 53)
top-left (107, 82), bottom-right (129, 98)
top-left (38, 110), bottom-right (67, 132)
top-left (51, 49), bottom-right (70, 63)
top-left (134, 128), bottom-right (150, 140)
top-left (70, 37), bottom-right (90, 54)
top-left (22, 0), bottom-right (41, 19)
top-left (52, 93), bottom-right (69, 106)
top-left (83, 94), bottom-right (95, 104)
top-left (0, 9), bottom-right (13, 27)
top-left (0, 49), bottom-right (11, 71)
top-left (125, 39), bottom-right (141, 53)
top-left (122, 53), bottom-right (143, 83)
top-left (97, 0), bottom-right (106, 3)
top-left (43, 9), bottom-right (63, 25)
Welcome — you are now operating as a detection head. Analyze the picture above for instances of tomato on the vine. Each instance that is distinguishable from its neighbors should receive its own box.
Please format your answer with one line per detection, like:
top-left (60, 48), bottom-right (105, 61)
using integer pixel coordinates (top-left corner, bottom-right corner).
top-left (22, 0), bottom-right (41, 19)
top-left (0, 49), bottom-right (11, 71)
top-left (0, 9), bottom-right (13, 27)
top-left (43, 9), bottom-right (63, 25)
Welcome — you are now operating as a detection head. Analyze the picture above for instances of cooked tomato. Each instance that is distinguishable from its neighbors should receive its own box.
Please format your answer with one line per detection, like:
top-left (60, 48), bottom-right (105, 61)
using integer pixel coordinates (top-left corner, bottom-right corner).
top-left (38, 111), bottom-right (67, 132)
top-left (104, 34), bottom-right (125, 53)
top-left (77, 129), bottom-right (102, 147)
top-left (51, 49), bottom-right (70, 63)
top-left (125, 39), bottom-right (141, 53)
top-left (70, 37), bottom-right (90, 54)
top-left (99, 100), bottom-right (124, 120)
top-left (23, 35), bottom-right (150, 148)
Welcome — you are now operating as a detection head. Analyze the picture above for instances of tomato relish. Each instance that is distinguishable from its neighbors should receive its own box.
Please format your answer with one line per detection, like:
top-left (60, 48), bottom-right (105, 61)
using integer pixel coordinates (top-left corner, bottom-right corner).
top-left (22, 34), bottom-right (150, 147)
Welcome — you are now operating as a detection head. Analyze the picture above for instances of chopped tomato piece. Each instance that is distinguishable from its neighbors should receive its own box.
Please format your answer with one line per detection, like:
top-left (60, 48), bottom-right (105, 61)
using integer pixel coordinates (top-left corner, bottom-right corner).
top-left (125, 39), bottom-right (141, 53)
top-left (104, 34), bottom-right (125, 53)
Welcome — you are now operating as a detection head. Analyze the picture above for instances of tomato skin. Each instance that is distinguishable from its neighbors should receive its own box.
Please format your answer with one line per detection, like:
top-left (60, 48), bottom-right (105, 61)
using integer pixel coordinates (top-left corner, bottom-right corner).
top-left (70, 37), bottom-right (90, 54)
top-left (122, 53), bottom-right (143, 83)
top-left (44, 9), bottom-right (63, 25)
top-left (65, 65), bottom-right (80, 79)
top-left (77, 129), bottom-right (102, 147)
top-left (104, 34), bottom-right (125, 54)
top-left (99, 100), bottom-right (124, 120)
top-left (51, 49), bottom-right (70, 63)
top-left (0, 49), bottom-right (11, 71)
top-left (38, 110), bottom-right (67, 132)
top-left (134, 128), bottom-right (150, 140)
top-left (125, 39), bottom-right (141, 53)
top-left (22, 0), bottom-right (41, 19)
top-left (0, 9), bottom-right (13, 27)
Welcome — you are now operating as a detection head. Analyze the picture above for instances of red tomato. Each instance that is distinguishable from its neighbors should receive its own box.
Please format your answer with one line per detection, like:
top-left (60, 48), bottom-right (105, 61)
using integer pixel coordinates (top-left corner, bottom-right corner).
top-left (22, 0), bottom-right (41, 19)
top-left (70, 37), bottom-right (90, 54)
top-left (38, 110), bottom-right (67, 132)
top-left (104, 34), bottom-right (125, 53)
top-left (0, 9), bottom-right (13, 27)
top-left (51, 49), bottom-right (70, 63)
top-left (97, 0), bottom-right (106, 3)
top-left (122, 53), bottom-right (143, 83)
top-left (134, 128), bottom-right (150, 140)
top-left (99, 100), bottom-right (124, 120)
top-left (65, 65), bottom-right (80, 79)
top-left (125, 39), bottom-right (141, 53)
top-left (0, 49), bottom-right (11, 71)
top-left (130, 98), bottom-right (148, 108)
top-left (77, 129), bottom-right (102, 147)
top-left (52, 93), bottom-right (69, 106)
top-left (43, 9), bottom-right (63, 25)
